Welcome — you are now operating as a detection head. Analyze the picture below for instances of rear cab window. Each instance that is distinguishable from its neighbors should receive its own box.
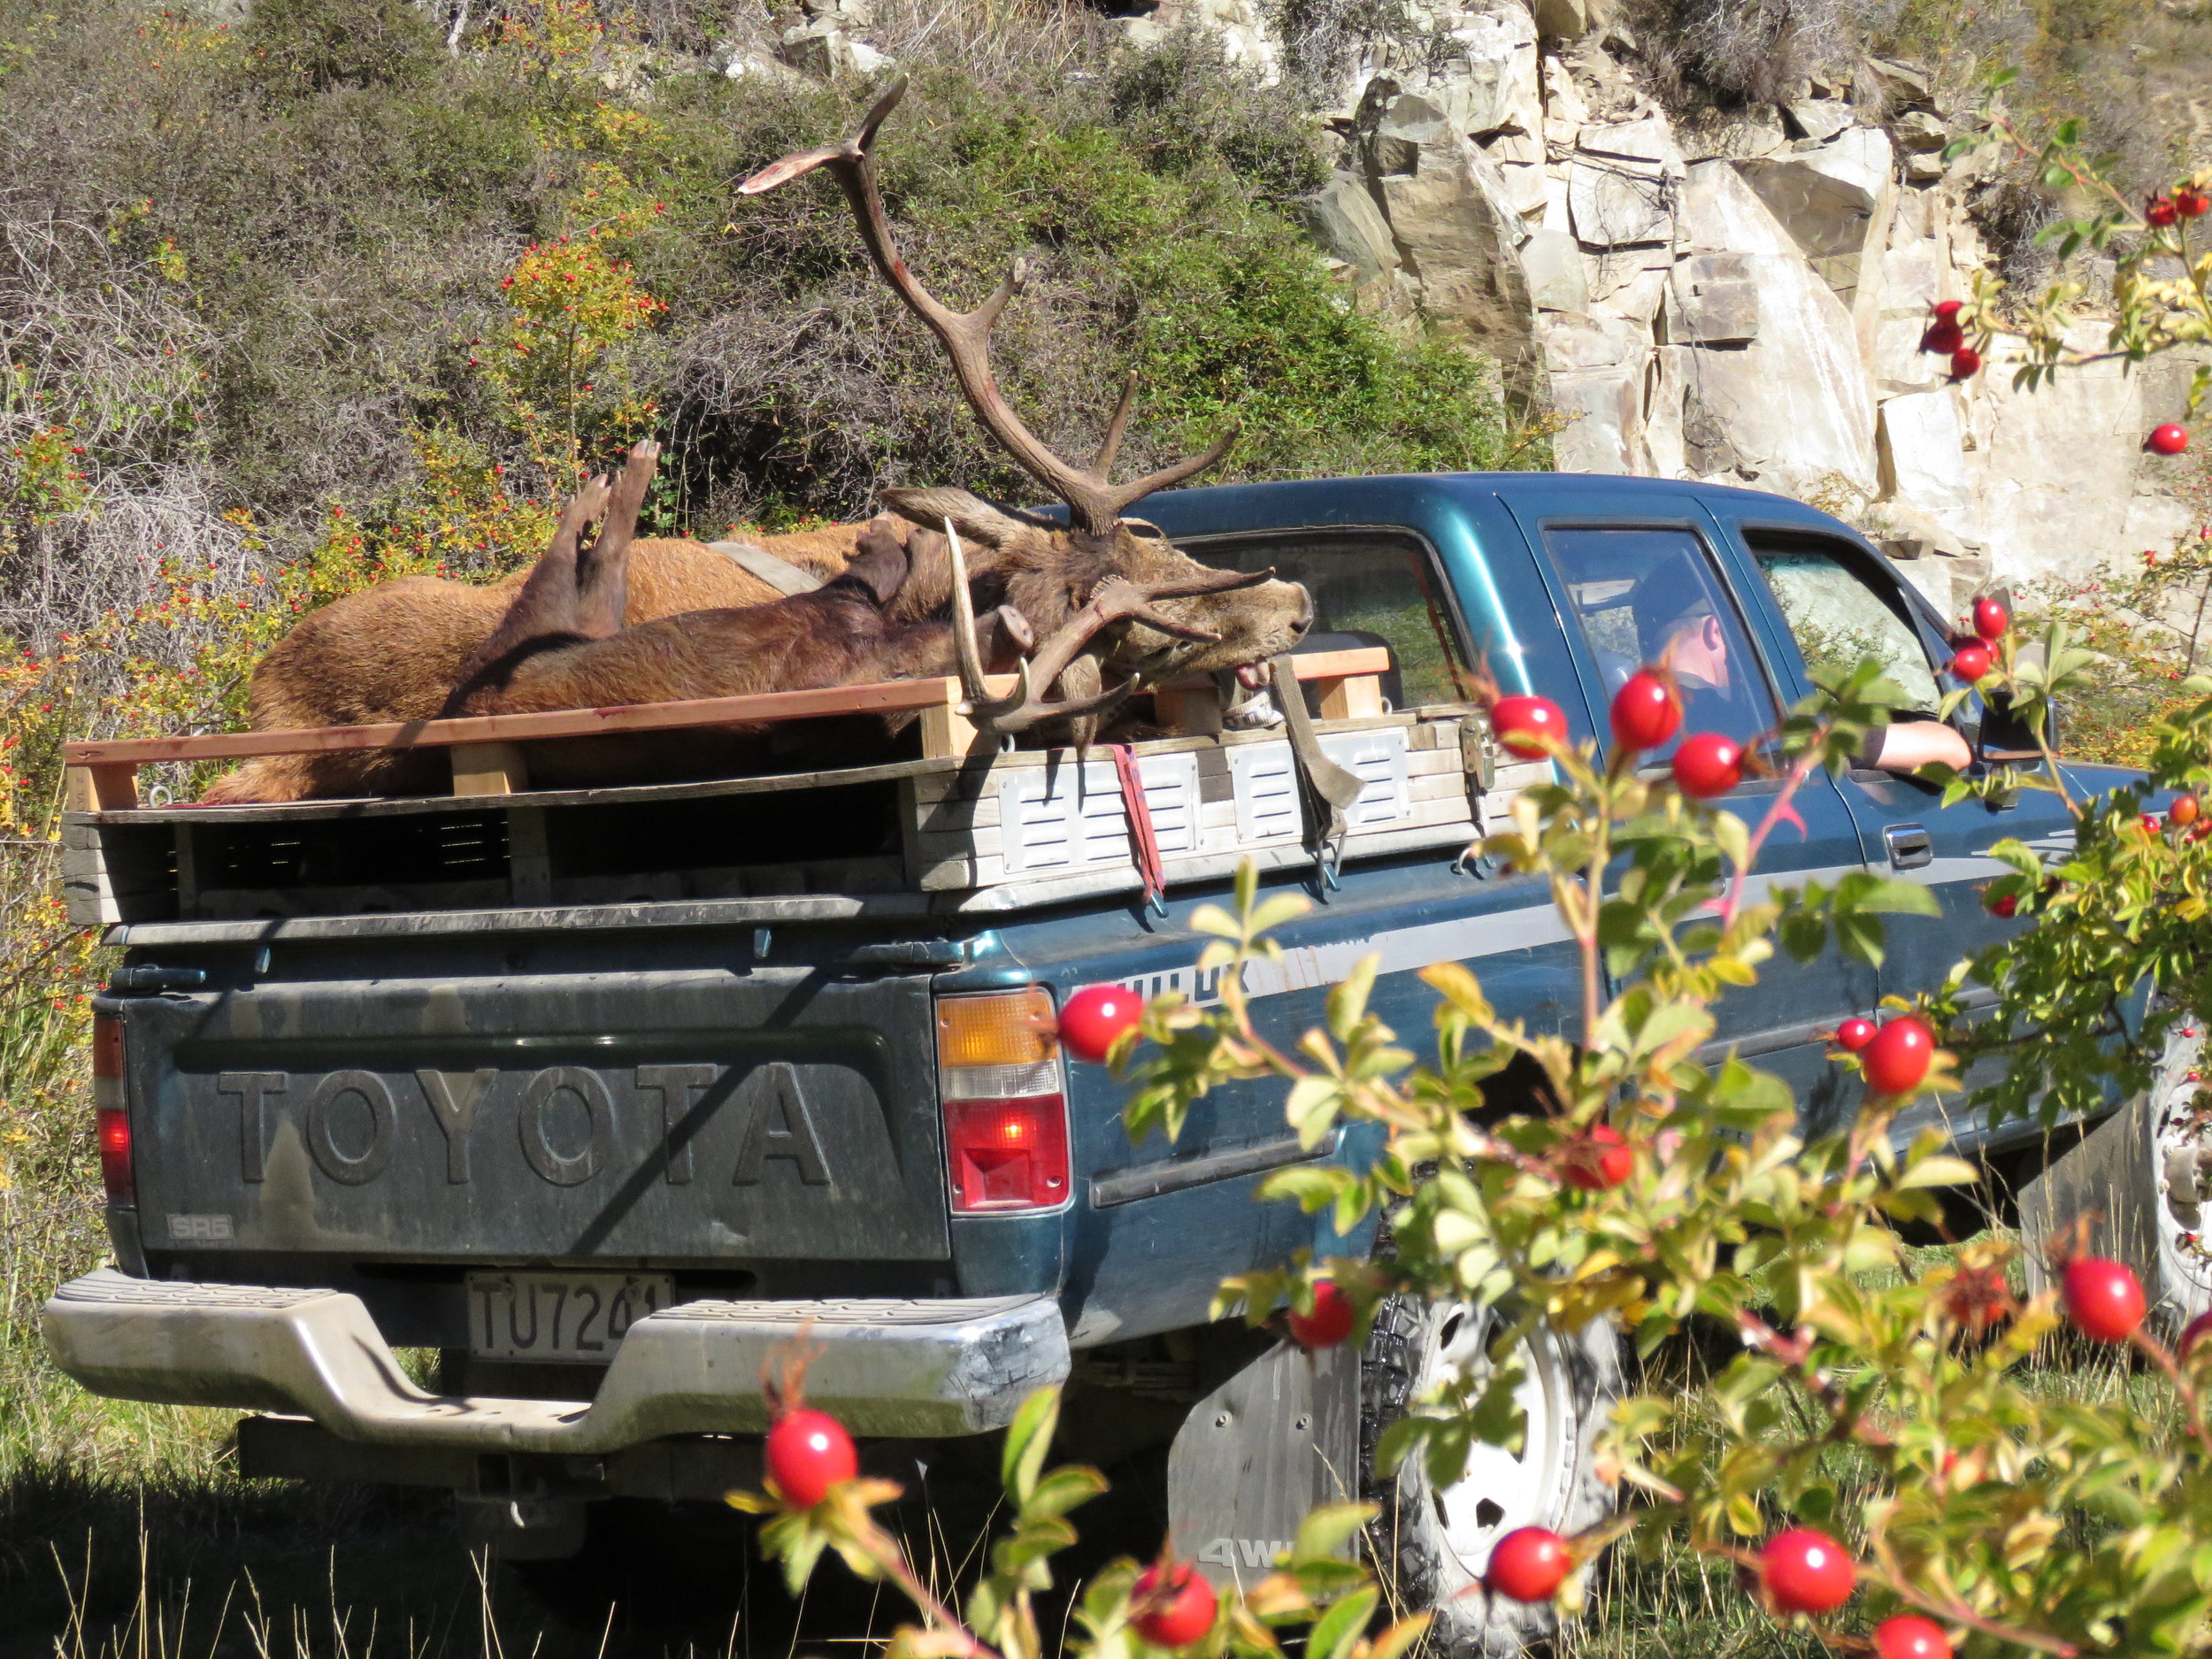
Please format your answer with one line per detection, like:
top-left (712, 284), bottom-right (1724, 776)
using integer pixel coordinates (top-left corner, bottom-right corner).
top-left (1176, 530), bottom-right (1477, 712)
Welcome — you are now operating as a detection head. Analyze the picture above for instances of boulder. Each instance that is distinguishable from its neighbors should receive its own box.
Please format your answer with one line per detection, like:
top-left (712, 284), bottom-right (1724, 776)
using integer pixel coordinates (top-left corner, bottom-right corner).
top-left (1299, 173), bottom-right (1402, 284)
top-left (1568, 115), bottom-right (1680, 247)
top-left (1878, 388), bottom-right (1978, 526)
top-left (1783, 98), bottom-right (1853, 143)
top-left (1669, 160), bottom-right (1878, 497)
top-left (1363, 94), bottom-right (1538, 373)
top-left (1966, 327), bottom-right (2199, 585)
top-left (1668, 252), bottom-right (1759, 344)
top-left (1532, 0), bottom-right (1607, 39)
top-left (1520, 227), bottom-right (1587, 311)
top-left (1737, 127), bottom-right (1896, 309)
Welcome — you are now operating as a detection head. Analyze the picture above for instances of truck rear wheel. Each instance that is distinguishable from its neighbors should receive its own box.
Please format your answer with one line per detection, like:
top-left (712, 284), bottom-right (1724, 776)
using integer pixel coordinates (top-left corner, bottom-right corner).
top-left (1361, 1295), bottom-right (1622, 1657)
top-left (2023, 1022), bottom-right (2212, 1333)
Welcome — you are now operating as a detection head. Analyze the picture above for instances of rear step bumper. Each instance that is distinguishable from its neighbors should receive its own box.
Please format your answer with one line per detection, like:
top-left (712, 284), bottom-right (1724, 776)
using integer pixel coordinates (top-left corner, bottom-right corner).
top-left (42, 1270), bottom-right (1068, 1448)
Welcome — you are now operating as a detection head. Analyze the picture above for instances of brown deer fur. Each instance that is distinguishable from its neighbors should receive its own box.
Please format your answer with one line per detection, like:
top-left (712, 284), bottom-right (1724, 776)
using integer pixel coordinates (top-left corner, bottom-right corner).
top-left (197, 521), bottom-right (883, 803)
top-left (433, 449), bottom-right (1041, 787)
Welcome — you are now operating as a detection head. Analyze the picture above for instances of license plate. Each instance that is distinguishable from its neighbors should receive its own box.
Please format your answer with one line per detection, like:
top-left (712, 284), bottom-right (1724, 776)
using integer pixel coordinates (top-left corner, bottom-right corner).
top-left (465, 1271), bottom-right (673, 1363)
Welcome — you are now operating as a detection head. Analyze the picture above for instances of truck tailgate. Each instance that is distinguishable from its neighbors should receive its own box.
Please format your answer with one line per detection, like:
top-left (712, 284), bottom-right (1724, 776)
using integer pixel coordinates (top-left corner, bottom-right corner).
top-left (117, 967), bottom-right (947, 1263)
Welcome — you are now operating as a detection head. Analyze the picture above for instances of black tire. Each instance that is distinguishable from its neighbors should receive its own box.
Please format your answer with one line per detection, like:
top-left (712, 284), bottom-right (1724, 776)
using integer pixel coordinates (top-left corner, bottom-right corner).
top-left (1361, 1295), bottom-right (1623, 1657)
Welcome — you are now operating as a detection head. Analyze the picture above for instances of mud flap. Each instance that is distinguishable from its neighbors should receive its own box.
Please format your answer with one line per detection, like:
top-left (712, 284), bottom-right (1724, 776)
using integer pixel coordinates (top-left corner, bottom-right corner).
top-left (1166, 1339), bottom-right (1360, 1590)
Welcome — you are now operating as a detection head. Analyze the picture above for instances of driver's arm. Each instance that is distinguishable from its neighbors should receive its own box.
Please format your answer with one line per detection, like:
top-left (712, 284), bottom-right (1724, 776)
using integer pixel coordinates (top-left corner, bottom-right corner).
top-left (1859, 719), bottom-right (1972, 774)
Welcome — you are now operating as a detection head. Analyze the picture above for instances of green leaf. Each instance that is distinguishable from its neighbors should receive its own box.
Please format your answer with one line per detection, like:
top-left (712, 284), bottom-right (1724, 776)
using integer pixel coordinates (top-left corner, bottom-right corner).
top-left (1023, 1464), bottom-right (1108, 1522)
top-left (1897, 1155), bottom-right (1979, 1189)
top-left (1308, 1585), bottom-right (1379, 1659)
top-left (1292, 1502), bottom-right (1377, 1566)
top-left (1001, 1386), bottom-right (1061, 1504)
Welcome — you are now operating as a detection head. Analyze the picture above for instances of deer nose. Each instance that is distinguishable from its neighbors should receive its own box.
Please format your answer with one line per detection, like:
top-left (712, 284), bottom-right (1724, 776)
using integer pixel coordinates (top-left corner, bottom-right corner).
top-left (1290, 588), bottom-right (1315, 636)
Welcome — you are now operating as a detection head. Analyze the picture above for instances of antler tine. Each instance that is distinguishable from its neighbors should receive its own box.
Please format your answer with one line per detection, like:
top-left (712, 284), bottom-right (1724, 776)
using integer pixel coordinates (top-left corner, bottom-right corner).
top-left (943, 517), bottom-right (1031, 722)
top-left (741, 82), bottom-right (1233, 534)
top-left (1092, 373), bottom-right (1138, 477)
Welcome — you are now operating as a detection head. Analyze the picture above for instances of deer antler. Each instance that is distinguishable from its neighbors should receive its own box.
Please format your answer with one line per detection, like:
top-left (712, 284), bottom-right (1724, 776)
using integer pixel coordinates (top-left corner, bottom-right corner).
top-left (943, 516), bottom-right (1141, 733)
top-left (739, 78), bottom-right (1237, 537)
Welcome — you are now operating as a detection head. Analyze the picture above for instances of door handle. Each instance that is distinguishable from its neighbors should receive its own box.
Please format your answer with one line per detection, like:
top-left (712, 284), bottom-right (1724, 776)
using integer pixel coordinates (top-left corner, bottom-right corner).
top-left (1886, 824), bottom-right (1932, 870)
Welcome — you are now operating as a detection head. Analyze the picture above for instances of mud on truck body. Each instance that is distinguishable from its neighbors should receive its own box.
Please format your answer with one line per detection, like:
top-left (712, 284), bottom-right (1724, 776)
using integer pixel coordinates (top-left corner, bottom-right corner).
top-left (43, 472), bottom-right (2206, 1655)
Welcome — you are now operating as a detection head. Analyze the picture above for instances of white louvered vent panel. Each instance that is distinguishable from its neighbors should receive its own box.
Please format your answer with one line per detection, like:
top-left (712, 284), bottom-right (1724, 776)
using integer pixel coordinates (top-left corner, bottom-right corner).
top-left (1002, 762), bottom-right (1106, 874)
top-left (1000, 755), bottom-right (1203, 875)
top-left (1229, 742), bottom-right (1303, 844)
top-left (1134, 754), bottom-right (1200, 856)
top-left (1072, 772), bottom-right (1133, 867)
top-left (1320, 727), bottom-right (1411, 827)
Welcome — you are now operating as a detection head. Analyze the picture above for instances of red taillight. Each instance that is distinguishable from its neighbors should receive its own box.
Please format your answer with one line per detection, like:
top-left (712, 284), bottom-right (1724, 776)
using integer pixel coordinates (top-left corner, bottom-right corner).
top-left (93, 1012), bottom-right (133, 1206)
top-left (936, 989), bottom-right (1070, 1214)
top-left (943, 1095), bottom-right (1070, 1212)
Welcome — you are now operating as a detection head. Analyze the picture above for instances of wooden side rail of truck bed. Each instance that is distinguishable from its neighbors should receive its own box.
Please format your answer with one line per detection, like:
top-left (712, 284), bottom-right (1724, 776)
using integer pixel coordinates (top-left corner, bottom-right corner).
top-left (64, 649), bottom-right (1393, 811)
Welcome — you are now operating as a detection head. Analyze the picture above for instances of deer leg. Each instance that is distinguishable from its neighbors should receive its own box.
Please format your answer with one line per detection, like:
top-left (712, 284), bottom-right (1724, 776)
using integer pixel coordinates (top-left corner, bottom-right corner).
top-left (574, 440), bottom-right (660, 639)
top-left (838, 516), bottom-right (913, 605)
top-left (442, 473), bottom-right (611, 711)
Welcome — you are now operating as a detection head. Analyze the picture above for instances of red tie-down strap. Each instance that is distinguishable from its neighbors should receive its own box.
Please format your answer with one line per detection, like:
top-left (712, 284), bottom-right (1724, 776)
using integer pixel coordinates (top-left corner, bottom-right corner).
top-left (1105, 744), bottom-right (1167, 916)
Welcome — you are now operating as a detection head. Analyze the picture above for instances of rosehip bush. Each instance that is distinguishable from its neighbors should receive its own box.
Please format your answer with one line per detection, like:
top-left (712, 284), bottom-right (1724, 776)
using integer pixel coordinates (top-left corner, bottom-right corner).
top-left (741, 649), bottom-right (2212, 1658)
top-left (1100, 653), bottom-right (2212, 1658)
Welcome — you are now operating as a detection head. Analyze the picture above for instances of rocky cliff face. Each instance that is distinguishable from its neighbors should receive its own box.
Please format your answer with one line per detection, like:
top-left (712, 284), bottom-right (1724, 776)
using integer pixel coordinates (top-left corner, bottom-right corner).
top-left (1207, 0), bottom-right (2201, 613)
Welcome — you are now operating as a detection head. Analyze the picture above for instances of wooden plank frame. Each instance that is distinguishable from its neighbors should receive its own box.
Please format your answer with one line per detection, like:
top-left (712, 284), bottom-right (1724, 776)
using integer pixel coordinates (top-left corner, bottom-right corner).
top-left (63, 649), bottom-right (1392, 812)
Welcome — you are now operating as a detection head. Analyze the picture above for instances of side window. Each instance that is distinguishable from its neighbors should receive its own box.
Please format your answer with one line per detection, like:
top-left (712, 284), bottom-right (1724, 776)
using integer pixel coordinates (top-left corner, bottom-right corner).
top-left (1178, 532), bottom-right (1473, 710)
top-left (1540, 526), bottom-right (1778, 749)
top-left (1748, 536), bottom-right (1943, 715)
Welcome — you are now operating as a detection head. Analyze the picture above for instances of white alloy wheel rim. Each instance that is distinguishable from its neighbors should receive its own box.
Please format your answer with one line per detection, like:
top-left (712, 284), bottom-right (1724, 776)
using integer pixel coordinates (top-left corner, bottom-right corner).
top-left (1415, 1302), bottom-right (1570, 1580)
top-left (2153, 1027), bottom-right (2212, 1306)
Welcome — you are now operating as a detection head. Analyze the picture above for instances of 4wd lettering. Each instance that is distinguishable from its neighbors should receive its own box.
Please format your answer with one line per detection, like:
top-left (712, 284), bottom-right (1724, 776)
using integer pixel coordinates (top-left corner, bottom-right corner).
top-left (1195, 1536), bottom-right (1288, 1571)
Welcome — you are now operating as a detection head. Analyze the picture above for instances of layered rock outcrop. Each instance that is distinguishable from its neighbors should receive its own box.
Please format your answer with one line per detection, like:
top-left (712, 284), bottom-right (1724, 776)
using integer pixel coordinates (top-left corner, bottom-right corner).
top-left (1282, 3), bottom-right (2203, 612)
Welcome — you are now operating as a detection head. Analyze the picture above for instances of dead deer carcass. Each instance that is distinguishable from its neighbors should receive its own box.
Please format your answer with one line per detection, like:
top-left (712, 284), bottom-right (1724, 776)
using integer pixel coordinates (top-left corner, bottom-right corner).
top-left (437, 444), bottom-right (1271, 788)
top-left (196, 521), bottom-right (876, 804)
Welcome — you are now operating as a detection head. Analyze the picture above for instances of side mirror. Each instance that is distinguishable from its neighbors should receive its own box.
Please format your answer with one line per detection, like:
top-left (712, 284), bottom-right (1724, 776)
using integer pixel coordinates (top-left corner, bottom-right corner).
top-left (1979, 687), bottom-right (2053, 761)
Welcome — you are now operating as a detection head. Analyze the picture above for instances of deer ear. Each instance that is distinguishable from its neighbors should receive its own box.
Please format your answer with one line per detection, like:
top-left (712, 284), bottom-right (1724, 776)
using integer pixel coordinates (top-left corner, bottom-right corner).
top-left (878, 487), bottom-right (1036, 549)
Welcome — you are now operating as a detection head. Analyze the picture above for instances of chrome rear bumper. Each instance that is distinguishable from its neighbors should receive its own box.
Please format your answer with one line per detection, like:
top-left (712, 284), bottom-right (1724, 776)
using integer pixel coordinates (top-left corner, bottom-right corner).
top-left (43, 1269), bottom-right (1068, 1448)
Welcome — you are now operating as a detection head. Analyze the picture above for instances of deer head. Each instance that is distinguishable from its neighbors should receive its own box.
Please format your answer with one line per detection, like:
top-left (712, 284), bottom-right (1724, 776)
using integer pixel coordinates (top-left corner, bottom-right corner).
top-left (739, 80), bottom-right (1313, 740)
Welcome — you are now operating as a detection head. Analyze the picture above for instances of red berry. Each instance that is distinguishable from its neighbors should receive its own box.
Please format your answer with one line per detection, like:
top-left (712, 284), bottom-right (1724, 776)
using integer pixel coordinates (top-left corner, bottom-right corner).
top-left (2140, 813), bottom-right (2165, 837)
top-left (1486, 1526), bottom-right (1572, 1602)
top-left (1672, 732), bottom-right (1743, 799)
top-left (1920, 319), bottom-right (1964, 355)
top-left (1610, 669), bottom-right (1683, 751)
top-left (1931, 299), bottom-right (1965, 321)
top-left (1862, 1017), bottom-right (1934, 1094)
top-left (1875, 1615), bottom-right (1953, 1659)
top-left (1836, 1018), bottom-right (1877, 1053)
top-left (1948, 347), bottom-right (1981, 380)
top-left (1059, 986), bottom-right (1143, 1064)
top-left (2061, 1256), bottom-right (2145, 1343)
top-left (1761, 1528), bottom-right (1855, 1615)
top-left (1972, 596), bottom-right (2008, 641)
top-left (1949, 642), bottom-right (1992, 681)
top-left (2170, 794), bottom-right (2200, 827)
top-left (2147, 196), bottom-right (2180, 227)
top-left (766, 1409), bottom-right (856, 1508)
top-left (1560, 1124), bottom-right (1632, 1190)
top-left (1985, 887), bottom-right (2018, 918)
top-left (2150, 424), bottom-right (2192, 456)
top-left (2179, 1310), bottom-right (2212, 1360)
top-left (2178, 187), bottom-right (2209, 219)
top-left (1132, 1561), bottom-right (1217, 1648)
top-left (1287, 1280), bottom-right (1356, 1349)
top-left (1492, 694), bottom-right (1569, 759)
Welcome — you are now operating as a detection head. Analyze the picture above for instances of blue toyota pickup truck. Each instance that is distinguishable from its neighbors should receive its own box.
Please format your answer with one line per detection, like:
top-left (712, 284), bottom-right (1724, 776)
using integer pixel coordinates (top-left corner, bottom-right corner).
top-left (43, 470), bottom-right (2162, 1654)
